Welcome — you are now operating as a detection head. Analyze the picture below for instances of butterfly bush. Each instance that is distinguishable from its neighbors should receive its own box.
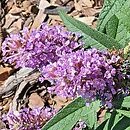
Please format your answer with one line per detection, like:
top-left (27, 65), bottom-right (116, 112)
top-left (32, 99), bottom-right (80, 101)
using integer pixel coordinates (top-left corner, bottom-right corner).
top-left (2, 23), bottom-right (126, 106)
top-left (2, 23), bottom-right (83, 68)
top-left (41, 48), bottom-right (124, 106)
top-left (2, 107), bottom-right (56, 130)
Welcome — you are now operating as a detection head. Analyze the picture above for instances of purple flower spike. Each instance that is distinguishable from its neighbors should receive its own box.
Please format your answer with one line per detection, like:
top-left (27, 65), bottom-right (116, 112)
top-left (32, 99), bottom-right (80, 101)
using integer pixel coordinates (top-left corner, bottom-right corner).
top-left (2, 107), bottom-right (56, 130)
top-left (2, 23), bottom-right (127, 107)
top-left (2, 24), bottom-right (83, 69)
top-left (41, 48), bottom-right (124, 106)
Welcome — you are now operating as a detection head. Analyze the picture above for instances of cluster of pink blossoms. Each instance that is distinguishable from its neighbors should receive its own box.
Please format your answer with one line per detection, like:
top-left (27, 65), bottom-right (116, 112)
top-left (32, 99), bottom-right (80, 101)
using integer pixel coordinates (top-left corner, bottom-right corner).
top-left (2, 23), bottom-right (83, 68)
top-left (41, 48), bottom-right (124, 106)
top-left (2, 107), bottom-right (56, 130)
top-left (2, 23), bottom-right (125, 106)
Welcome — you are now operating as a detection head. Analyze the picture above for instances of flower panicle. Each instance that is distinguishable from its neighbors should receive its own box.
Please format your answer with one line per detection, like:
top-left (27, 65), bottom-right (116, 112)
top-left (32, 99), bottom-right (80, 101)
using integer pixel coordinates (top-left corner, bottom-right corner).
top-left (2, 107), bottom-right (56, 130)
top-left (2, 23), bottom-right (83, 69)
top-left (41, 48), bottom-right (124, 107)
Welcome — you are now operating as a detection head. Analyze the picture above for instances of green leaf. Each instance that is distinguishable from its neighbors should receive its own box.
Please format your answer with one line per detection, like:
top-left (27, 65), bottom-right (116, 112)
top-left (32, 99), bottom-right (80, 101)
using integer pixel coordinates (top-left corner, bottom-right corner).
top-left (117, 110), bottom-right (130, 118)
top-left (95, 110), bottom-right (122, 130)
top-left (84, 101), bottom-right (100, 129)
top-left (103, 111), bottom-right (121, 130)
top-left (112, 116), bottom-right (130, 130)
top-left (95, 119), bottom-right (109, 130)
top-left (59, 10), bottom-right (119, 50)
top-left (97, 0), bottom-right (130, 48)
top-left (107, 111), bottom-right (120, 130)
top-left (116, 0), bottom-right (130, 32)
top-left (106, 15), bottom-right (119, 38)
top-left (121, 96), bottom-right (130, 108)
top-left (97, 0), bottom-right (127, 32)
top-left (42, 97), bottom-right (89, 130)
top-left (115, 21), bottom-right (130, 48)
top-left (114, 0), bottom-right (130, 48)
top-left (104, 15), bottom-right (130, 49)
top-left (95, 111), bottom-right (110, 130)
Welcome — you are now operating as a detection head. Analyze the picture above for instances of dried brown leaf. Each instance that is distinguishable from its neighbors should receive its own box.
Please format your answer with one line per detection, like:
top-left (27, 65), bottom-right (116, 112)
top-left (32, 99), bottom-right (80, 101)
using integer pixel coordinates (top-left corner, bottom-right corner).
top-left (74, 16), bottom-right (95, 25)
top-left (0, 120), bottom-right (6, 130)
top-left (31, 10), bottom-right (47, 30)
top-left (28, 93), bottom-right (45, 109)
top-left (81, 0), bottom-right (93, 7)
top-left (39, 0), bottom-right (50, 11)
top-left (11, 18), bottom-right (24, 31)
top-left (82, 7), bottom-right (99, 16)
top-left (9, 5), bottom-right (23, 15)
top-left (3, 14), bottom-right (20, 29)
top-left (52, 96), bottom-right (72, 110)
top-left (49, 15), bottom-right (62, 21)
top-left (22, 0), bottom-right (32, 11)
top-left (0, 67), bottom-right (12, 82)
top-left (5, 0), bottom-right (14, 11)
top-left (74, 0), bottom-right (82, 11)
top-left (2, 98), bottom-right (12, 112)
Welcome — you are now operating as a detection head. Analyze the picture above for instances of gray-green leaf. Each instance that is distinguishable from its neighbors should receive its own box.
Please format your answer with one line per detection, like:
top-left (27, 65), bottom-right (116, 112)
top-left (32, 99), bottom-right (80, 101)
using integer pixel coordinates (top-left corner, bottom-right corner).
top-left (116, 0), bottom-right (130, 32)
top-left (106, 15), bottom-right (119, 38)
top-left (121, 96), bottom-right (130, 108)
top-left (97, 0), bottom-right (127, 32)
top-left (117, 110), bottom-right (130, 118)
top-left (83, 100), bottom-right (100, 129)
top-left (112, 116), bottom-right (130, 130)
top-left (59, 10), bottom-right (119, 50)
top-left (42, 97), bottom-right (89, 130)
top-left (95, 119), bottom-right (109, 130)
top-left (102, 111), bottom-right (121, 130)
top-left (115, 21), bottom-right (130, 48)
